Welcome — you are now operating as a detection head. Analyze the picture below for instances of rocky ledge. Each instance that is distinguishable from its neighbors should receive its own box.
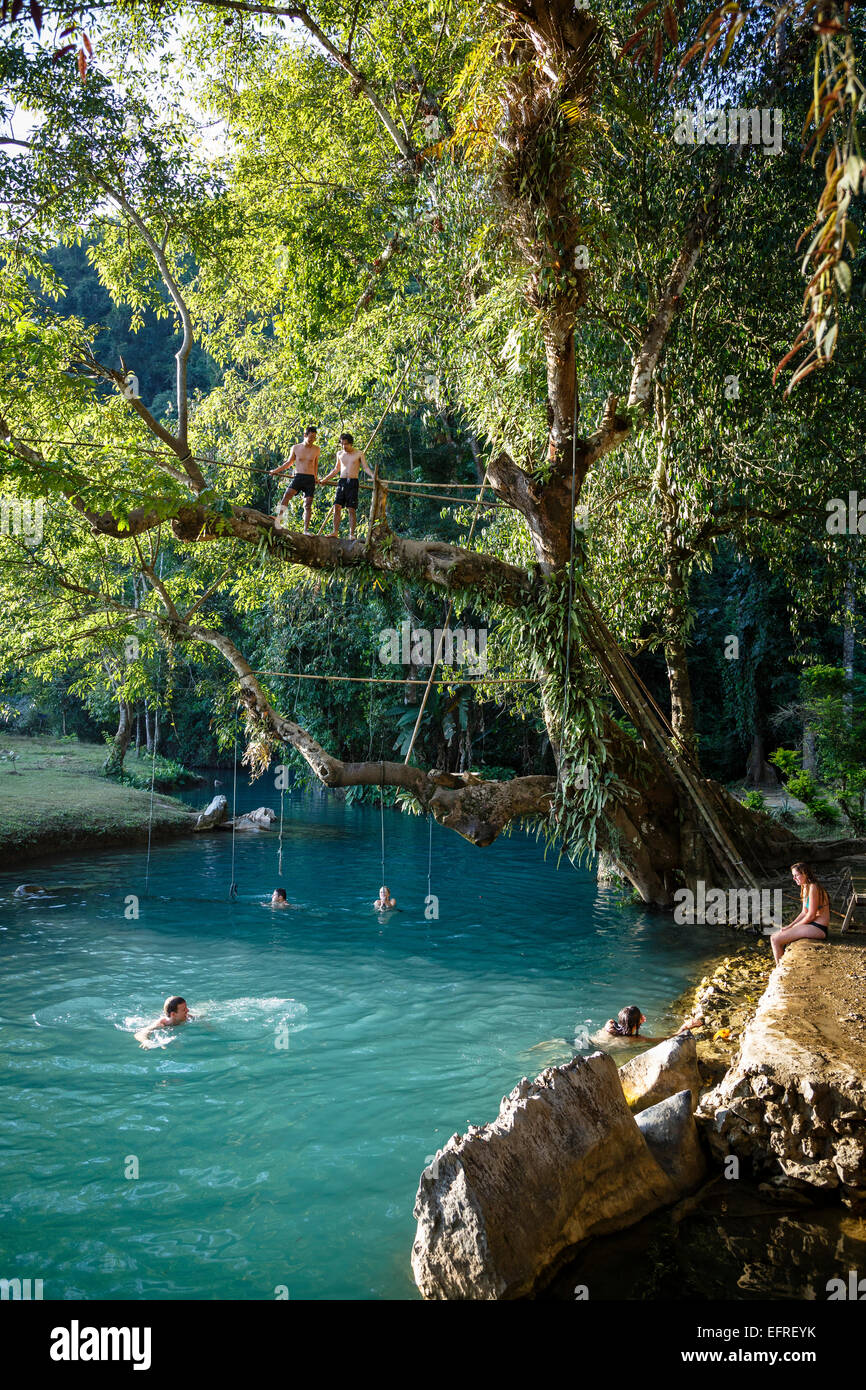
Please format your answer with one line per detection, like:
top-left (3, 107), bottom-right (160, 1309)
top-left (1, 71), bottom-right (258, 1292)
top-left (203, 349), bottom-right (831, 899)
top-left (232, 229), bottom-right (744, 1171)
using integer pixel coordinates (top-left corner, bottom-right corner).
top-left (411, 1048), bottom-right (704, 1300)
top-left (697, 938), bottom-right (866, 1205)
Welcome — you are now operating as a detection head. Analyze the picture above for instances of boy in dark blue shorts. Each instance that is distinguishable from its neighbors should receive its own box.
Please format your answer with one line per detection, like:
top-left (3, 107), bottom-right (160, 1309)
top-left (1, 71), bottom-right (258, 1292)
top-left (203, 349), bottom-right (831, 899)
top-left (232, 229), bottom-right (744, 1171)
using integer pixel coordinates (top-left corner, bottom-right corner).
top-left (321, 433), bottom-right (375, 539)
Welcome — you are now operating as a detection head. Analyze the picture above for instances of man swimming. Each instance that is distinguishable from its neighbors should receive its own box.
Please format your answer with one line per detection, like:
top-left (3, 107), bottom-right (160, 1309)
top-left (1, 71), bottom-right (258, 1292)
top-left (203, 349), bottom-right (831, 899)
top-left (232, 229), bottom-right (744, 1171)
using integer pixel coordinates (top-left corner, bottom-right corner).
top-left (269, 426), bottom-right (320, 534)
top-left (271, 888), bottom-right (290, 908)
top-left (135, 995), bottom-right (193, 1046)
top-left (320, 433), bottom-right (375, 539)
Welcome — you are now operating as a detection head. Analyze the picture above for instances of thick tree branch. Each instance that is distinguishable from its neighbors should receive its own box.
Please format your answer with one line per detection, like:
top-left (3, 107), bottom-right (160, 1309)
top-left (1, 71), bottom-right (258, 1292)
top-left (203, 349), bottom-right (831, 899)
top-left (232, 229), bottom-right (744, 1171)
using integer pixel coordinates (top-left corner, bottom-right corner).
top-left (76, 494), bottom-right (539, 607)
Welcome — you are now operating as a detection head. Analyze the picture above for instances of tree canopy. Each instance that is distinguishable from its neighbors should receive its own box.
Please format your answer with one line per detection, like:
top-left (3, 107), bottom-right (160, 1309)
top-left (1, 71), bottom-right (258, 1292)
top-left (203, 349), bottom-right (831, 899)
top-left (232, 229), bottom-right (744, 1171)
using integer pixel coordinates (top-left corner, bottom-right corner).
top-left (1, 0), bottom-right (864, 903)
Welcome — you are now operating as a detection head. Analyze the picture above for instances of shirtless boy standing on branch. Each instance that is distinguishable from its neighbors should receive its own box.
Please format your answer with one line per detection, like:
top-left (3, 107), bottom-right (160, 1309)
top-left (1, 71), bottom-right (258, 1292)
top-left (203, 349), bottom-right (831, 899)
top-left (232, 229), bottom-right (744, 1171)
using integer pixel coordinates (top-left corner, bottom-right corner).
top-left (320, 433), bottom-right (375, 539)
top-left (269, 426), bottom-right (320, 534)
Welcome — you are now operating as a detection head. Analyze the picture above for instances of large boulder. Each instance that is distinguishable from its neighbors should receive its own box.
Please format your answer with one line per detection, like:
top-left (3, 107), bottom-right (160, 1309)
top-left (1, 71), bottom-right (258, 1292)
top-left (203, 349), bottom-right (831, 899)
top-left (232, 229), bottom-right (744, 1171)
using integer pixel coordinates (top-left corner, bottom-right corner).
top-left (697, 940), bottom-right (866, 1204)
top-left (411, 1051), bottom-right (680, 1300)
top-left (193, 794), bottom-right (228, 831)
top-left (618, 1033), bottom-right (702, 1114)
top-left (635, 1089), bottom-right (706, 1193)
top-left (231, 806), bottom-right (276, 831)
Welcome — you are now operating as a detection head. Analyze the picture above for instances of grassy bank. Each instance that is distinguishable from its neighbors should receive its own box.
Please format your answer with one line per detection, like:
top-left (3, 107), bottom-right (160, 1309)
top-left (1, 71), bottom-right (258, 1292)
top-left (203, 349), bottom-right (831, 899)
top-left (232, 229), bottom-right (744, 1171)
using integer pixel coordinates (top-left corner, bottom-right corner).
top-left (0, 735), bottom-right (197, 868)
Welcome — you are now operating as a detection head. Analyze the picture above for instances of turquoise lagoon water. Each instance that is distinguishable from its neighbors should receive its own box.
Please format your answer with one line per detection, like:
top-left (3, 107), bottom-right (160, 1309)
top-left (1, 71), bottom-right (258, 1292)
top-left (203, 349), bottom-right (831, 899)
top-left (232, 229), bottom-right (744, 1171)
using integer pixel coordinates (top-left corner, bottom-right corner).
top-left (0, 779), bottom-right (728, 1300)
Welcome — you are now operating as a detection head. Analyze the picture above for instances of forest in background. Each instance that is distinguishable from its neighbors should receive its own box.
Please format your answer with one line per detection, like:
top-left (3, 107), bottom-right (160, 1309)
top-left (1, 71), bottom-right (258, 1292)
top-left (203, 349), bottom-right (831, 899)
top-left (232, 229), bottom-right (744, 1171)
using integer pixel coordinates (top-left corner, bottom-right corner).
top-left (2, 243), bottom-right (857, 807)
top-left (1, 1), bottom-right (864, 897)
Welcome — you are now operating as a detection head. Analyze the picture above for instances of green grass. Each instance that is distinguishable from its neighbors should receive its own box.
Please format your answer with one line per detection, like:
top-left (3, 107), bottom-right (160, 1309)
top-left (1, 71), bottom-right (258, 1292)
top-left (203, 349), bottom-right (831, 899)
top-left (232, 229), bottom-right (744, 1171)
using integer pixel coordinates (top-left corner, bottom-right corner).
top-left (0, 734), bottom-right (195, 865)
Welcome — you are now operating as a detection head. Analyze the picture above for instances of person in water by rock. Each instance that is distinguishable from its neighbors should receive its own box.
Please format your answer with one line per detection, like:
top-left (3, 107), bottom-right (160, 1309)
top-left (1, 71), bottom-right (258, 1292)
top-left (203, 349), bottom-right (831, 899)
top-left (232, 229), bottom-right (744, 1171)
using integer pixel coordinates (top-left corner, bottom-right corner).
top-left (604, 1005), bottom-right (645, 1037)
top-left (599, 1005), bottom-right (699, 1044)
top-left (135, 996), bottom-right (193, 1046)
top-left (770, 861), bottom-right (830, 964)
top-left (373, 884), bottom-right (396, 910)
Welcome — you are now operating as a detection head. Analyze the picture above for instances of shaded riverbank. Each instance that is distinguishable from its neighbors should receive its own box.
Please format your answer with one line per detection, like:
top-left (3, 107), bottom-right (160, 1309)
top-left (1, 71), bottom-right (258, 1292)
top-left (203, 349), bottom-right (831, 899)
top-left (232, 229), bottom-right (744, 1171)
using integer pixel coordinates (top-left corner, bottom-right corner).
top-left (0, 735), bottom-right (196, 868)
top-left (540, 1174), bottom-right (866, 1300)
top-left (541, 936), bottom-right (866, 1300)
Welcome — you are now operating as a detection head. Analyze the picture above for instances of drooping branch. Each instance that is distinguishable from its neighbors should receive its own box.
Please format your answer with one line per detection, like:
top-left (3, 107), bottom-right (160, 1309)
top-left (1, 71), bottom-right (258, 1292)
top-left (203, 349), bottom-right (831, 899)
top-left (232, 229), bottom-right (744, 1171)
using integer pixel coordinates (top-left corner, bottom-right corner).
top-left (197, 0), bottom-right (415, 160)
top-left (78, 173), bottom-right (201, 468)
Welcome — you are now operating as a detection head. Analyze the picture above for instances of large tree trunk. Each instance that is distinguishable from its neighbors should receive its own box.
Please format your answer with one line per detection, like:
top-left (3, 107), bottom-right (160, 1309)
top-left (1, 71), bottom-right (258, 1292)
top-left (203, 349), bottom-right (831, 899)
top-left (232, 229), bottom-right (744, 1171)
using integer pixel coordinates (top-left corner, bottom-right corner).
top-left (802, 724), bottom-right (818, 774)
top-left (664, 627), bottom-right (698, 764)
top-left (104, 700), bottom-right (133, 777)
top-left (745, 734), bottom-right (781, 789)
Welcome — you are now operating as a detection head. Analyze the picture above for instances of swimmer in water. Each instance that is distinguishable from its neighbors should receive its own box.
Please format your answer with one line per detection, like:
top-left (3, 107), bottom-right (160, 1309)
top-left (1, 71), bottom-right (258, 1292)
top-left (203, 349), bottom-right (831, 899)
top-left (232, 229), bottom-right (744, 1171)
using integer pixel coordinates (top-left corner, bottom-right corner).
top-left (135, 995), bottom-right (193, 1046)
top-left (605, 1005), bottom-right (646, 1038)
top-left (591, 1004), bottom-right (697, 1048)
top-left (271, 888), bottom-right (290, 908)
top-left (373, 885), bottom-right (396, 910)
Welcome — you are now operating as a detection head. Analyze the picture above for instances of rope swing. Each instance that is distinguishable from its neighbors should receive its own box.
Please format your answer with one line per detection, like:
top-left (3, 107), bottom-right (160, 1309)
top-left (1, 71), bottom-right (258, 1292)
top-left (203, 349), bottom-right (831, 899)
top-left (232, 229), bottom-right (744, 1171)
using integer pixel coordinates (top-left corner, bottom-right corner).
top-left (229, 725), bottom-right (239, 901)
top-left (403, 461), bottom-right (493, 765)
top-left (277, 780), bottom-right (285, 880)
top-left (143, 636), bottom-right (164, 897)
top-left (144, 728), bottom-right (157, 896)
top-left (556, 360), bottom-right (580, 813)
top-left (379, 760), bottom-right (386, 887)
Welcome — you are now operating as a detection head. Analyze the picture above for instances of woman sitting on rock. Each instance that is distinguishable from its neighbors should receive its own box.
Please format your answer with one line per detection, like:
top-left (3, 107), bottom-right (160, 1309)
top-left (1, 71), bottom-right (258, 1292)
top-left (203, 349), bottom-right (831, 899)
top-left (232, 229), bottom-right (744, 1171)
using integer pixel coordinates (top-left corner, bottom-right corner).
top-left (770, 862), bottom-right (830, 964)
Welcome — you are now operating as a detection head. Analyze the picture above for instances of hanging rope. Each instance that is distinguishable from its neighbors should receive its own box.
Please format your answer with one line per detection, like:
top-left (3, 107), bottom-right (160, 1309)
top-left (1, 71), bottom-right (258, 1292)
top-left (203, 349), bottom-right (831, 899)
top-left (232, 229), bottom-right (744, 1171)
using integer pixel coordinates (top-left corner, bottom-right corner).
top-left (403, 462), bottom-right (493, 765)
top-left (144, 725), bottom-right (157, 896)
top-left (229, 726), bottom-right (239, 900)
top-left (277, 780), bottom-right (285, 879)
top-left (253, 669), bottom-right (537, 686)
top-left (379, 761), bottom-right (386, 886)
top-left (407, 415), bottom-right (414, 531)
top-left (366, 656), bottom-right (375, 759)
top-left (579, 593), bottom-right (763, 889)
top-left (143, 631), bottom-right (164, 897)
top-left (427, 811), bottom-right (433, 905)
top-left (556, 361), bottom-right (580, 812)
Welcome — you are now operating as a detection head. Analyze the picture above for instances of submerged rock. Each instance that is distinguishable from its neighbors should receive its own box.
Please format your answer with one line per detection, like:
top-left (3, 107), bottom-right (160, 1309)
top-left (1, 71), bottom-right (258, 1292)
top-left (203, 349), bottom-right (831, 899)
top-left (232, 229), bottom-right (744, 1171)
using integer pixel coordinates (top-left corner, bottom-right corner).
top-left (618, 1033), bottom-right (702, 1114)
top-left (635, 1089), bottom-right (706, 1192)
top-left (193, 794), bottom-right (228, 831)
top-left (411, 1051), bottom-right (679, 1300)
top-left (698, 940), bottom-right (866, 1204)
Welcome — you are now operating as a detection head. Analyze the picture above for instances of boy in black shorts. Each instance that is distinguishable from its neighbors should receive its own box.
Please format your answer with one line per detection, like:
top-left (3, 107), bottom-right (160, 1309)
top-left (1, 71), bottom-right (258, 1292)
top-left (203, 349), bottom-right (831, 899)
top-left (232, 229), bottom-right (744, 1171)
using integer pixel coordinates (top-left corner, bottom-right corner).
top-left (320, 433), bottom-right (375, 539)
top-left (269, 426), bottom-right (320, 534)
